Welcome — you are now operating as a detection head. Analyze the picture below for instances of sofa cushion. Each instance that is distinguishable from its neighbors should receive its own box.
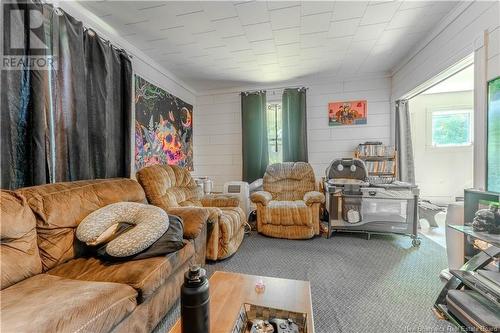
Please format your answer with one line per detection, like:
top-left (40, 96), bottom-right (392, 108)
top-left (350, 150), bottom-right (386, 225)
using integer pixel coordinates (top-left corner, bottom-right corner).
top-left (264, 200), bottom-right (312, 226)
top-left (48, 240), bottom-right (195, 302)
top-left (0, 191), bottom-right (42, 290)
top-left (17, 179), bottom-right (146, 271)
top-left (0, 274), bottom-right (137, 333)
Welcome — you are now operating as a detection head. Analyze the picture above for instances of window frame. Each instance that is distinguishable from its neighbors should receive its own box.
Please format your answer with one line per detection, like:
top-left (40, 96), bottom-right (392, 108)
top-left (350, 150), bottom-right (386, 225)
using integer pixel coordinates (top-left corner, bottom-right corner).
top-left (425, 106), bottom-right (474, 149)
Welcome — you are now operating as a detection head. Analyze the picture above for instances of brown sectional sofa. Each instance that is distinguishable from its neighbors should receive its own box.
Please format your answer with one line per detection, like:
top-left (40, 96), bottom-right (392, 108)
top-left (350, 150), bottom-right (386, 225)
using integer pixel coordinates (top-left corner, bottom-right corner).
top-left (1, 178), bottom-right (208, 333)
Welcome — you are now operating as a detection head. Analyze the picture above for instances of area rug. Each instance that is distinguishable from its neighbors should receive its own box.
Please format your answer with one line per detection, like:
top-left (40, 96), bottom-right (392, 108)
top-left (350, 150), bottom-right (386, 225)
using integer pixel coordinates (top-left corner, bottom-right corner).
top-left (154, 232), bottom-right (457, 333)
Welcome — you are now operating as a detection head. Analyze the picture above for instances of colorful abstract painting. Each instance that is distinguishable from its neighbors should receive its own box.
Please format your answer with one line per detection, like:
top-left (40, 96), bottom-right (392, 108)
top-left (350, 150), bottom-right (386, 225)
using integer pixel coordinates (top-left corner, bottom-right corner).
top-left (328, 100), bottom-right (367, 126)
top-left (134, 75), bottom-right (193, 171)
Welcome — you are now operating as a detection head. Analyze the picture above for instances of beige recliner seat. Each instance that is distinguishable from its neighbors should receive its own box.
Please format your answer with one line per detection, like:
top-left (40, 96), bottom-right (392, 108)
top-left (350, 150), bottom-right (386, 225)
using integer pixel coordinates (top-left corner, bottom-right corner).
top-left (137, 164), bottom-right (246, 260)
top-left (250, 162), bottom-right (325, 239)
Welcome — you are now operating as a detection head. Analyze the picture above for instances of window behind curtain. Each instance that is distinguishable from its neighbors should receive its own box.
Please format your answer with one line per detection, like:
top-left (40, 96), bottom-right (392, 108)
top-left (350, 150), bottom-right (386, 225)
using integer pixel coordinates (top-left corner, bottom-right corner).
top-left (267, 102), bottom-right (282, 164)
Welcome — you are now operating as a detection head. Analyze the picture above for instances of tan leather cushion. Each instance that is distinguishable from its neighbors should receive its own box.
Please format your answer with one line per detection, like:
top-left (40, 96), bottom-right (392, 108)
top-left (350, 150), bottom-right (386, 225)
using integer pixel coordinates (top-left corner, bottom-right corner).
top-left (48, 240), bottom-right (195, 302)
top-left (136, 164), bottom-right (202, 208)
top-left (0, 274), bottom-right (137, 333)
top-left (165, 206), bottom-right (209, 239)
top-left (0, 191), bottom-right (42, 290)
top-left (219, 207), bottom-right (245, 244)
top-left (263, 162), bottom-right (316, 201)
top-left (17, 179), bottom-right (146, 271)
top-left (264, 200), bottom-right (312, 226)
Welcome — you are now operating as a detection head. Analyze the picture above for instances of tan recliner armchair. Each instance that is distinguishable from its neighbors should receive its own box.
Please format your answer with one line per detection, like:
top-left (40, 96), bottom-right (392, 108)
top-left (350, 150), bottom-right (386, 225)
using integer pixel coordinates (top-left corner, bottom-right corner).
top-left (250, 162), bottom-right (325, 239)
top-left (136, 164), bottom-right (246, 260)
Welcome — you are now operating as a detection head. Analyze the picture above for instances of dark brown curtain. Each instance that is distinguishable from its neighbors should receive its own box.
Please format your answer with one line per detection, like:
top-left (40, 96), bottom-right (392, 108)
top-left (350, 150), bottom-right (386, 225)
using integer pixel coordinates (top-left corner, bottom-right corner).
top-left (84, 30), bottom-right (132, 179)
top-left (1, 2), bottom-right (34, 189)
top-left (1, 2), bottom-right (132, 189)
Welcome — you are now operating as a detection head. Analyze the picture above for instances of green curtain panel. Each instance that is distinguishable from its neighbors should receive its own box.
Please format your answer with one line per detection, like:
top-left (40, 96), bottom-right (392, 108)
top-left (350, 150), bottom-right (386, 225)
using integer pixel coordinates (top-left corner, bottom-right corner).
top-left (241, 92), bottom-right (269, 183)
top-left (282, 88), bottom-right (308, 162)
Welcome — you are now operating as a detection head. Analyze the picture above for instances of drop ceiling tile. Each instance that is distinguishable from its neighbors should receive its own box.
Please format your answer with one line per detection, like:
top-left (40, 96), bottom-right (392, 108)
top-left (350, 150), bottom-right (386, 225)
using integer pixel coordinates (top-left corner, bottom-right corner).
top-left (213, 17), bottom-right (245, 37)
top-left (251, 39), bottom-right (276, 54)
top-left (352, 23), bottom-right (387, 41)
top-left (244, 22), bottom-right (274, 42)
top-left (235, 1), bottom-right (270, 25)
top-left (431, 1), bottom-right (460, 14)
top-left (181, 11), bottom-right (215, 34)
top-left (301, 1), bottom-right (335, 16)
top-left (301, 12), bottom-right (332, 34)
top-left (273, 27), bottom-right (301, 45)
top-left (266, 1), bottom-right (299, 11)
top-left (276, 42), bottom-right (300, 57)
top-left (386, 6), bottom-right (427, 30)
top-left (327, 36), bottom-right (353, 52)
top-left (332, 2), bottom-right (368, 21)
top-left (165, 29), bottom-right (196, 45)
top-left (300, 31), bottom-right (329, 49)
top-left (360, 2), bottom-right (400, 25)
top-left (169, 2), bottom-right (203, 16)
top-left (349, 39), bottom-right (377, 52)
top-left (329, 18), bottom-right (360, 38)
top-left (269, 5), bottom-right (301, 30)
top-left (223, 35), bottom-right (251, 51)
top-left (194, 30), bottom-right (225, 49)
top-left (399, 1), bottom-right (433, 11)
top-left (202, 2), bottom-right (238, 21)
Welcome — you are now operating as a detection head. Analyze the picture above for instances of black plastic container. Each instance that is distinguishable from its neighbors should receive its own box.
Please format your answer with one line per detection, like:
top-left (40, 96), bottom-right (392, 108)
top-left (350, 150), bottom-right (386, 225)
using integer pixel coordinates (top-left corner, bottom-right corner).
top-left (181, 265), bottom-right (210, 333)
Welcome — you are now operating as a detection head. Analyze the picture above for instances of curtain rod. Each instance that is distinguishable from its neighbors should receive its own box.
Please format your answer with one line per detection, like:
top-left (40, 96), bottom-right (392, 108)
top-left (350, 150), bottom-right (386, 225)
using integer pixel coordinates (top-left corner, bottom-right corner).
top-left (241, 86), bottom-right (308, 95)
top-left (42, 3), bottom-right (132, 59)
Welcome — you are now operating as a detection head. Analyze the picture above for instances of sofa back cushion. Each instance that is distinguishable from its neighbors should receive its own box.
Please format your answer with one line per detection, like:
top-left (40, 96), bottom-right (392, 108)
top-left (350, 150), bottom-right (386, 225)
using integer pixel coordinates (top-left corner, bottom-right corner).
top-left (1, 191), bottom-right (43, 289)
top-left (263, 162), bottom-right (316, 201)
top-left (136, 164), bottom-right (202, 209)
top-left (16, 179), bottom-right (146, 271)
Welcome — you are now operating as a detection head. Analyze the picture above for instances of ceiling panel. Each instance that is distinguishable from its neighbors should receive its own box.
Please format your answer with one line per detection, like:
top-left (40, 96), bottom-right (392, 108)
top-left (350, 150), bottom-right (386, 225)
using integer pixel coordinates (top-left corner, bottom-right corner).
top-left (78, 0), bottom-right (460, 91)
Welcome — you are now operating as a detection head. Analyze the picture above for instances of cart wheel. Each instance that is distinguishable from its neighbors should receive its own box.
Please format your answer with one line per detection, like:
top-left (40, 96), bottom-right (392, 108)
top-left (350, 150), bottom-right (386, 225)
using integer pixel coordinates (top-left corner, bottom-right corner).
top-left (412, 238), bottom-right (421, 247)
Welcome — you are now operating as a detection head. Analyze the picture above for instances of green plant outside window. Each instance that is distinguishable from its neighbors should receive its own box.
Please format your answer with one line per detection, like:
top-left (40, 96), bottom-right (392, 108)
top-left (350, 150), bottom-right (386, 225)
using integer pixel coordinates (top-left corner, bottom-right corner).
top-left (431, 110), bottom-right (472, 146)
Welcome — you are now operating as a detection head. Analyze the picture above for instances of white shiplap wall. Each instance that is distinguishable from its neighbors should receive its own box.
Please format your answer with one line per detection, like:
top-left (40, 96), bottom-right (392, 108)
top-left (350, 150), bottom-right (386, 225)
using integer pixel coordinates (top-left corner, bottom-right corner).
top-left (488, 25), bottom-right (500, 81)
top-left (193, 74), bottom-right (392, 190)
top-left (391, 1), bottom-right (499, 99)
top-left (391, 0), bottom-right (499, 189)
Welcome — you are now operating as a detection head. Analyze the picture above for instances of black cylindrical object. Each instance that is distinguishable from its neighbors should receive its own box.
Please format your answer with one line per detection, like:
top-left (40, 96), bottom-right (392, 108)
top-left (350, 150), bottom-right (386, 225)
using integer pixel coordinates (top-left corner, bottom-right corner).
top-left (181, 265), bottom-right (210, 333)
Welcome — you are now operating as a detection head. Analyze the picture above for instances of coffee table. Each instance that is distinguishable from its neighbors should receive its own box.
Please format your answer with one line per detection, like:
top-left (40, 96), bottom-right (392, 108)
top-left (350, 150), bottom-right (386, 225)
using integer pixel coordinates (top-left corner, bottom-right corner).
top-left (169, 271), bottom-right (314, 333)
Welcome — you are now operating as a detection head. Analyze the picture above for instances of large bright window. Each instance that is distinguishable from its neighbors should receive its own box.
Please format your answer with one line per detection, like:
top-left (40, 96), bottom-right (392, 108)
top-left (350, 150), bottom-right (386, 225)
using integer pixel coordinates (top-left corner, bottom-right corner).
top-left (267, 102), bottom-right (282, 164)
top-left (430, 109), bottom-right (473, 147)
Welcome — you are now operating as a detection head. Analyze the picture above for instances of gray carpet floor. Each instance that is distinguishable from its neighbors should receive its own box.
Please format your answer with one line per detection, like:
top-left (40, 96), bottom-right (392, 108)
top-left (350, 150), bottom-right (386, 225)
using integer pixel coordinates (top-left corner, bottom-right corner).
top-left (155, 232), bottom-right (457, 333)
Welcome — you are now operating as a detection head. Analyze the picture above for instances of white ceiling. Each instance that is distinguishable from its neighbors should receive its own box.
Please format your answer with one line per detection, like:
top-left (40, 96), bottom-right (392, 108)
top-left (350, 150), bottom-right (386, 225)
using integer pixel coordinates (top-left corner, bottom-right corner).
top-left (79, 1), bottom-right (460, 92)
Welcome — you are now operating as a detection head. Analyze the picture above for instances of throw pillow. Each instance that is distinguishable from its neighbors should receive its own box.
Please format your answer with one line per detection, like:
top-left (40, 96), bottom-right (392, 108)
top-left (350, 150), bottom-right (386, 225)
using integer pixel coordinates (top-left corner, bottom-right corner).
top-left (97, 214), bottom-right (185, 261)
top-left (76, 202), bottom-right (169, 257)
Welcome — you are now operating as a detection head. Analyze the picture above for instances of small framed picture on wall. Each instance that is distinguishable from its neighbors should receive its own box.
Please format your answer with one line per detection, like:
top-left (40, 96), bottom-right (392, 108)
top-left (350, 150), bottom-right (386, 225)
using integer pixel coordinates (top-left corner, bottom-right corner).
top-left (328, 100), bottom-right (367, 126)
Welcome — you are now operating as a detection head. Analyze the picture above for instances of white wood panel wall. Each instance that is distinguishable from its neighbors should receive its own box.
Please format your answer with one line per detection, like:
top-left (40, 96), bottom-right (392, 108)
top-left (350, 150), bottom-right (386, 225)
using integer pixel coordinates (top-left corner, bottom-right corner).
top-left (193, 75), bottom-right (392, 190)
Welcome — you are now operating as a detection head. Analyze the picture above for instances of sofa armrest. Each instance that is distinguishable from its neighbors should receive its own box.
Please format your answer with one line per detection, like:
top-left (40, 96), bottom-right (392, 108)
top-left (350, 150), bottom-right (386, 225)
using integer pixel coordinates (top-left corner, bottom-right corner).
top-left (165, 207), bottom-right (210, 239)
top-left (201, 194), bottom-right (240, 208)
top-left (303, 191), bottom-right (325, 206)
top-left (250, 191), bottom-right (272, 206)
